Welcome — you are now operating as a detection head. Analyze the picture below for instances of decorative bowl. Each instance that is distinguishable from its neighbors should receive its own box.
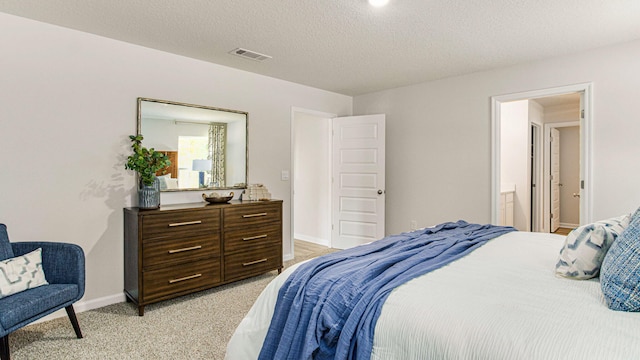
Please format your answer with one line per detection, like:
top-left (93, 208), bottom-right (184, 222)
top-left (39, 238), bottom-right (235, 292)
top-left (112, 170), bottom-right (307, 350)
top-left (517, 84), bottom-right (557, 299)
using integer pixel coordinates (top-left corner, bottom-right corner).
top-left (202, 191), bottom-right (234, 204)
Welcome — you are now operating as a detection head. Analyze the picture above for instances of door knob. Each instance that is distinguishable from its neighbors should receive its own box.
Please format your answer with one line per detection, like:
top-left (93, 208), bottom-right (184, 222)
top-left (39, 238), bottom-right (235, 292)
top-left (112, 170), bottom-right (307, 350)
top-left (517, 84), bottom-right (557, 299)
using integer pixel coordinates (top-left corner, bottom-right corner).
top-left (377, 189), bottom-right (384, 195)
top-left (572, 193), bottom-right (580, 198)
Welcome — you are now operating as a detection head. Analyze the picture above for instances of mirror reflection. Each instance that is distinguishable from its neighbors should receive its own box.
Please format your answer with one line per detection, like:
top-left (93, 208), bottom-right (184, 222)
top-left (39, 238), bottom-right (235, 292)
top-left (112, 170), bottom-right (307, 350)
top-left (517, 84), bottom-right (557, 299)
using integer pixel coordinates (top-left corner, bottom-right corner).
top-left (137, 98), bottom-right (248, 191)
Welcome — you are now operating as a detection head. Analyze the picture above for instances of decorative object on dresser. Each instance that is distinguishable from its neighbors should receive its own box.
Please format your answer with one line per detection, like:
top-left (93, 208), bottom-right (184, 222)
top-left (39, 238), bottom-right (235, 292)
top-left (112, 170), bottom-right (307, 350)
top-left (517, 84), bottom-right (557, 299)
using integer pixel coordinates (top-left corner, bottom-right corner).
top-left (202, 191), bottom-right (234, 204)
top-left (124, 134), bottom-right (172, 209)
top-left (123, 200), bottom-right (283, 316)
top-left (242, 184), bottom-right (271, 201)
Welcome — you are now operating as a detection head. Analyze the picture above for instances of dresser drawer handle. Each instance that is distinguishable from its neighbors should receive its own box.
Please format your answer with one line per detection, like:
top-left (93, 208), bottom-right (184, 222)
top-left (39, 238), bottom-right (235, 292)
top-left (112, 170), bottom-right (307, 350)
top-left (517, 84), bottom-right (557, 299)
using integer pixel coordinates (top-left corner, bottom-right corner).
top-left (168, 245), bottom-right (202, 254)
top-left (242, 213), bottom-right (267, 218)
top-left (243, 258), bottom-right (268, 266)
top-left (169, 273), bottom-right (202, 284)
top-left (168, 220), bottom-right (202, 227)
top-left (243, 234), bottom-right (268, 241)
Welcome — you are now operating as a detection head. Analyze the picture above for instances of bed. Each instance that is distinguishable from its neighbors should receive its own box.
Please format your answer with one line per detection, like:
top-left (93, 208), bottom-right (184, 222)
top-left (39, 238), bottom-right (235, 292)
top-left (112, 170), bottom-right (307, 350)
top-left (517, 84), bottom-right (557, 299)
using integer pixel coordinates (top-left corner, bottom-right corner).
top-left (226, 219), bottom-right (640, 360)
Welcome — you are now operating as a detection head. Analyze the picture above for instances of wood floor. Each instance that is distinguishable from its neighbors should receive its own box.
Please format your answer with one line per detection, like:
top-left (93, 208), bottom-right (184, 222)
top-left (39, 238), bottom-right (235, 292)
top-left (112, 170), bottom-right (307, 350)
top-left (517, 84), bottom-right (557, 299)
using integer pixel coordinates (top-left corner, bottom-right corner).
top-left (294, 239), bottom-right (330, 257)
top-left (553, 227), bottom-right (573, 236)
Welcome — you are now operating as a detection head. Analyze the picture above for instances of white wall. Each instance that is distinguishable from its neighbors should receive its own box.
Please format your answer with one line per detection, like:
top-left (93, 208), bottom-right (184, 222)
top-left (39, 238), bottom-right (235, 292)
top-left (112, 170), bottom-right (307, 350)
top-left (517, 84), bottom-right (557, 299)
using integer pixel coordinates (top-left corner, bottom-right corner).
top-left (293, 113), bottom-right (331, 245)
top-left (0, 13), bottom-right (351, 310)
top-left (143, 119), bottom-right (209, 150)
top-left (500, 100), bottom-right (529, 231)
top-left (354, 39), bottom-right (640, 235)
top-left (544, 102), bottom-right (580, 123)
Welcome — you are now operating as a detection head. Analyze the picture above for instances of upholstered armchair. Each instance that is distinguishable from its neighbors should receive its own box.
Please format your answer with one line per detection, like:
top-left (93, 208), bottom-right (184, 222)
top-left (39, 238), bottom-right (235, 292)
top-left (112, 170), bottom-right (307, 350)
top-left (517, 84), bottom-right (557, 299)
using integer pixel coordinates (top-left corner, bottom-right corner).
top-left (0, 224), bottom-right (85, 360)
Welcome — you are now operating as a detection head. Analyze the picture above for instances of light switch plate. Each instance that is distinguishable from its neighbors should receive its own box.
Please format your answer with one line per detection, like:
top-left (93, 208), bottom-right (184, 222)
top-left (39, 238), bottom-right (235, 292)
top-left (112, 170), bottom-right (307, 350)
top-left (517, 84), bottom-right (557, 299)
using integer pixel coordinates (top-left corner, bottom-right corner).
top-left (281, 170), bottom-right (289, 181)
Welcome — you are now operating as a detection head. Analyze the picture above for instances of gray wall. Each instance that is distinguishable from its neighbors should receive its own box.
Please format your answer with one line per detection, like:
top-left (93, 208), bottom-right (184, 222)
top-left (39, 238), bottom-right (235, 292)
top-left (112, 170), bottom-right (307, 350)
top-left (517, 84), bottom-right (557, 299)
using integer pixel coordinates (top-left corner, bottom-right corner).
top-left (354, 39), bottom-right (640, 235)
top-left (0, 12), bottom-right (352, 311)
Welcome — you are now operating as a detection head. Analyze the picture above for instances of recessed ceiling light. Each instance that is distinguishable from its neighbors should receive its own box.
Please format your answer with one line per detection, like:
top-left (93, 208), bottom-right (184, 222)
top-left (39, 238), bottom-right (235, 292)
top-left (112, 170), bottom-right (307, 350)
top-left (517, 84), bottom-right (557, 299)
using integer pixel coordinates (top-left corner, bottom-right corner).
top-left (368, 0), bottom-right (389, 7)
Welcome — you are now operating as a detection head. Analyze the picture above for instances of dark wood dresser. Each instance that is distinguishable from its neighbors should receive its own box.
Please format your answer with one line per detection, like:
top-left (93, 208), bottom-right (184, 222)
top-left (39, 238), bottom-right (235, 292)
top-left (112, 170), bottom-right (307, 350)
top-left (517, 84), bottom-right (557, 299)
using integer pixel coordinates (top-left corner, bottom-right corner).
top-left (124, 200), bottom-right (283, 315)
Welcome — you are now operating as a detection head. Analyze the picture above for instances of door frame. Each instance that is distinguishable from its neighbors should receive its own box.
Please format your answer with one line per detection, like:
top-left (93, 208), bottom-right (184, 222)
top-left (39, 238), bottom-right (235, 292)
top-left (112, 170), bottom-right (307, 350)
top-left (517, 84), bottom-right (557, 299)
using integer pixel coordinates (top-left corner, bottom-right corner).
top-left (291, 107), bottom-right (336, 259)
top-left (491, 82), bottom-right (593, 228)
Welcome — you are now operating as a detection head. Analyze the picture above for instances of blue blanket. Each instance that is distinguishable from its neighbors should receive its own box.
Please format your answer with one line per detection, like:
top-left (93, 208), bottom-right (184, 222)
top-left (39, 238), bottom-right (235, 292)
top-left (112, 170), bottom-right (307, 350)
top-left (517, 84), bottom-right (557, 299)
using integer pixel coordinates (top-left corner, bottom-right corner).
top-left (258, 220), bottom-right (515, 360)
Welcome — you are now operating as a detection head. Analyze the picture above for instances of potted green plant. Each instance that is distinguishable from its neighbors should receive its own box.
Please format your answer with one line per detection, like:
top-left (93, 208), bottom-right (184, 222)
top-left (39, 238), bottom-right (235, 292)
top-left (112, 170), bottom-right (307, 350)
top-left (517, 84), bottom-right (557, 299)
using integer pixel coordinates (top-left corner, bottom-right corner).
top-left (125, 134), bottom-right (171, 209)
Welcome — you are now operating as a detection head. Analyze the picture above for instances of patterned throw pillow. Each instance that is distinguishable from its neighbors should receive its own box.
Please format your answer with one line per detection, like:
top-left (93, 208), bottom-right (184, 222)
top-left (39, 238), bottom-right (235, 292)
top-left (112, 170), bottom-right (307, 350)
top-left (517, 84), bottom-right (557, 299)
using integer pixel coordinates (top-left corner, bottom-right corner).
top-left (0, 248), bottom-right (49, 299)
top-left (601, 207), bottom-right (640, 311)
top-left (555, 215), bottom-right (630, 279)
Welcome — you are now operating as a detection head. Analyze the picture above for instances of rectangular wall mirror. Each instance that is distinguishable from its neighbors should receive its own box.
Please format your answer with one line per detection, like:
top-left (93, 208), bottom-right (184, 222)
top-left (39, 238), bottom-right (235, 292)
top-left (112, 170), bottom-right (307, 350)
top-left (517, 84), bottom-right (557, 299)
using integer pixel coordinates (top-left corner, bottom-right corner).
top-left (137, 97), bottom-right (248, 191)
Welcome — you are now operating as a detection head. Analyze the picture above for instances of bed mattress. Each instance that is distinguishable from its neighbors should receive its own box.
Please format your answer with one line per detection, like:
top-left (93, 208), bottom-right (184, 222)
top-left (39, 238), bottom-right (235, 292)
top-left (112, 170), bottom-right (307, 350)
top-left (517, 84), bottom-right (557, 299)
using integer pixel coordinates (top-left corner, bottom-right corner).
top-left (226, 231), bottom-right (640, 359)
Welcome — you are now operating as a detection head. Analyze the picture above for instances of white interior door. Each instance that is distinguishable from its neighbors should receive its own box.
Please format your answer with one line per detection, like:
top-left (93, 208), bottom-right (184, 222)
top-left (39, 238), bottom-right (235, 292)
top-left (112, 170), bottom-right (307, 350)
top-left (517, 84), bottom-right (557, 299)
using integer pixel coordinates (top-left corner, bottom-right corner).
top-left (331, 114), bottom-right (385, 249)
top-left (550, 127), bottom-right (561, 232)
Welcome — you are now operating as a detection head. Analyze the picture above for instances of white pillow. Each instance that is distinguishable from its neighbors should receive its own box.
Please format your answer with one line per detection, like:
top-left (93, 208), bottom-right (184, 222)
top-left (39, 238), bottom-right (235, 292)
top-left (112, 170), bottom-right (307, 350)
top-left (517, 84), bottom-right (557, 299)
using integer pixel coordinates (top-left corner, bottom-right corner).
top-left (555, 215), bottom-right (630, 279)
top-left (157, 174), bottom-right (172, 190)
top-left (0, 248), bottom-right (49, 298)
top-left (165, 178), bottom-right (179, 189)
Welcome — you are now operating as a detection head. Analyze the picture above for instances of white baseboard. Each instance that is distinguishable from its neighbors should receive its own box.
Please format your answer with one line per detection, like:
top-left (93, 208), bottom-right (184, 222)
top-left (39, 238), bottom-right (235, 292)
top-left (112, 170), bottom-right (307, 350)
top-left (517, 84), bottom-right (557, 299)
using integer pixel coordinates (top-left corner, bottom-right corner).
top-left (32, 292), bottom-right (126, 325)
top-left (559, 222), bottom-right (579, 229)
top-left (294, 234), bottom-right (330, 247)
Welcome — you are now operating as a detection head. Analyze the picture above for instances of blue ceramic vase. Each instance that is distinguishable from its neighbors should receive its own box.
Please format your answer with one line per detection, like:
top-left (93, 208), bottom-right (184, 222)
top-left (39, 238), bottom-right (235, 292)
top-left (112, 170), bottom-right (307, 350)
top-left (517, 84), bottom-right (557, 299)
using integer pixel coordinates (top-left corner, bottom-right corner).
top-left (138, 177), bottom-right (160, 209)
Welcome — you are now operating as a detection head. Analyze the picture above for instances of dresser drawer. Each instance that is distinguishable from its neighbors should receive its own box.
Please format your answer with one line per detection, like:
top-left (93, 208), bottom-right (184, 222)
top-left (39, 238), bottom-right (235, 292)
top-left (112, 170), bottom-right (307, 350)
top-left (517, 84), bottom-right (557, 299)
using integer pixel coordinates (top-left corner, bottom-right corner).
top-left (224, 225), bottom-right (281, 254)
top-left (223, 203), bottom-right (281, 229)
top-left (143, 235), bottom-right (220, 268)
top-left (143, 258), bottom-right (221, 302)
top-left (224, 245), bottom-right (281, 281)
top-left (141, 208), bottom-right (220, 240)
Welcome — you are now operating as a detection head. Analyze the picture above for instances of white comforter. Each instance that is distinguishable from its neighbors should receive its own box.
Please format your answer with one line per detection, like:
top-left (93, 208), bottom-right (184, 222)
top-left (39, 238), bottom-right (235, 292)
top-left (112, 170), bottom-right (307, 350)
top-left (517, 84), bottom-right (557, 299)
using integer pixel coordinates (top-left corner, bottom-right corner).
top-left (226, 231), bottom-right (640, 359)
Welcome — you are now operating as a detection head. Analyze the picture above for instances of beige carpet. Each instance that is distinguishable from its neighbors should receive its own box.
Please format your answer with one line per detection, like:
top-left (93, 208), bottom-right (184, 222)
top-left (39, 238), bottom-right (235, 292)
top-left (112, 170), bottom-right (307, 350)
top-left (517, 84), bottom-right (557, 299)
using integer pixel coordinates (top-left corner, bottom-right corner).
top-left (8, 244), bottom-right (336, 360)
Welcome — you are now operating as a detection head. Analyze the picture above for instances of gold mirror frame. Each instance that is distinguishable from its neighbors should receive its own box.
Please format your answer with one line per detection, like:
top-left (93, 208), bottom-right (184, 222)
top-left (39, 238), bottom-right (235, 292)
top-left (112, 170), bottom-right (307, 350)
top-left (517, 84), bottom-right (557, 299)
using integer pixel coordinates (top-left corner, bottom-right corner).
top-left (137, 97), bottom-right (248, 192)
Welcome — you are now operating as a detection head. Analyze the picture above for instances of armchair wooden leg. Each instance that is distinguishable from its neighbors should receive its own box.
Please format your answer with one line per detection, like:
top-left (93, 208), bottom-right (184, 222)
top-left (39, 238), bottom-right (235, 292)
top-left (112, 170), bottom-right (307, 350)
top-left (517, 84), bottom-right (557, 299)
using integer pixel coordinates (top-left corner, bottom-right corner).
top-left (65, 305), bottom-right (83, 339)
top-left (0, 335), bottom-right (9, 360)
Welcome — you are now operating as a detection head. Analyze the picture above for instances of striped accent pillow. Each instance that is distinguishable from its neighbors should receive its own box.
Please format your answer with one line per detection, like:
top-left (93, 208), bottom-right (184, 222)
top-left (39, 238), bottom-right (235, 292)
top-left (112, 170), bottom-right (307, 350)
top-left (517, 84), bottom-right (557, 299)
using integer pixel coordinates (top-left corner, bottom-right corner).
top-left (555, 215), bottom-right (630, 279)
top-left (0, 248), bottom-right (49, 299)
top-left (601, 207), bottom-right (640, 311)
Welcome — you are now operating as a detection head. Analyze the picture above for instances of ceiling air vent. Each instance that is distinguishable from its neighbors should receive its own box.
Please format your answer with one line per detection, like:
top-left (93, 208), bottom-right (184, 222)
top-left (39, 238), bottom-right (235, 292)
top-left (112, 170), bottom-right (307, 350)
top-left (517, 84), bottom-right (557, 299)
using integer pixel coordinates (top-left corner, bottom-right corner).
top-left (229, 48), bottom-right (272, 61)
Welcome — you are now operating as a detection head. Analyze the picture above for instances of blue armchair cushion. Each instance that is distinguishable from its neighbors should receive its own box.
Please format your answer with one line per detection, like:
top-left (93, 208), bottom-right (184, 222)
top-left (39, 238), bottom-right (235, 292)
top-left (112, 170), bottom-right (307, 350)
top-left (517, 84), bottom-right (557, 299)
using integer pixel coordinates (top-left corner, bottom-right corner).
top-left (0, 224), bottom-right (14, 261)
top-left (0, 284), bottom-right (79, 330)
top-left (0, 248), bottom-right (49, 299)
top-left (0, 238), bottom-right (85, 337)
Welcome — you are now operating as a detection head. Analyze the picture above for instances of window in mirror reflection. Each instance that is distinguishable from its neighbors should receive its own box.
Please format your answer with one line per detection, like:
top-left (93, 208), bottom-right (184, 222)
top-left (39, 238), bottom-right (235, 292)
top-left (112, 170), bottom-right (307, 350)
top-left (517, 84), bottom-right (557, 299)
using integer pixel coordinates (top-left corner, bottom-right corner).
top-left (139, 98), bottom-right (247, 191)
top-left (178, 135), bottom-right (209, 189)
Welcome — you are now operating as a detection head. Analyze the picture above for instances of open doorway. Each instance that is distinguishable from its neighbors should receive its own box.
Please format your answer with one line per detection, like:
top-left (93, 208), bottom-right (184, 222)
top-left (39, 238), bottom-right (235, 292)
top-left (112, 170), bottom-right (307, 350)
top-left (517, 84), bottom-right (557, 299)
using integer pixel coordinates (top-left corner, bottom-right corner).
top-left (545, 120), bottom-right (581, 234)
top-left (491, 83), bottom-right (592, 233)
top-left (291, 109), bottom-right (387, 253)
top-left (291, 108), bottom-right (334, 255)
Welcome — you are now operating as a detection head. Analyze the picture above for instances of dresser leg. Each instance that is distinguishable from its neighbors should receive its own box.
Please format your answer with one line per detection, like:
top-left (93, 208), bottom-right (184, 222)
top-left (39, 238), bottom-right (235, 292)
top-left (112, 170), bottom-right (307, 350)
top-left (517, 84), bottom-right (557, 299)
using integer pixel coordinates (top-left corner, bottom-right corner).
top-left (138, 306), bottom-right (144, 316)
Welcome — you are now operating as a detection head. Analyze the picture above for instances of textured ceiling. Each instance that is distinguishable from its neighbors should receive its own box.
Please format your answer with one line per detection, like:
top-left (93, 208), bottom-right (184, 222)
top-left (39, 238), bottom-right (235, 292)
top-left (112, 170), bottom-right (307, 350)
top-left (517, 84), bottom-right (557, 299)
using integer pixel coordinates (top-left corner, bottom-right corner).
top-left (1, 0), bottom-right (640, 96)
